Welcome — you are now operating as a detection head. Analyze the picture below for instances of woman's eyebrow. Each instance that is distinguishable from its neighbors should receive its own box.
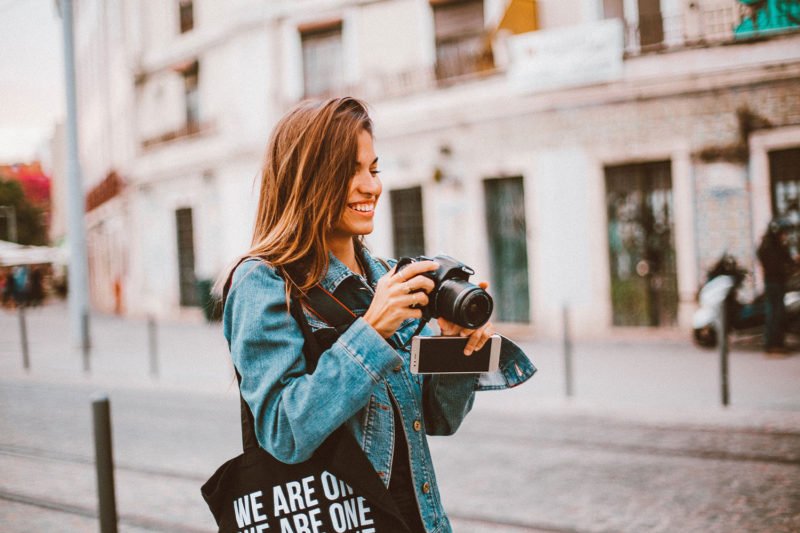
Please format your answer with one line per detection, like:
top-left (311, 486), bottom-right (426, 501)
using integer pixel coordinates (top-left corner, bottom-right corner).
top-left (356, 157), bottom-right (379, 168)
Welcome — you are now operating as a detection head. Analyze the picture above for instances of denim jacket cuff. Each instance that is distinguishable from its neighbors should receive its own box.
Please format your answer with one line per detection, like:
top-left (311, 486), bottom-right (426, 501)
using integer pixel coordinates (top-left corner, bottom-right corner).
top-left (337, 317), bottom-right (403, 383)
top-left (476, 336), bottom-right (537, 390)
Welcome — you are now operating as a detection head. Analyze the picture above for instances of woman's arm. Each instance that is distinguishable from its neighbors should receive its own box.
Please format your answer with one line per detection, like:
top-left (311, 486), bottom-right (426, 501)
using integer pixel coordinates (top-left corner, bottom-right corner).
top-left (422, 373), bottom-right (478, 435)
top-left (224, 260), bottom-right (403, 463)
top-left (419, 325), bottom-right (537, 434)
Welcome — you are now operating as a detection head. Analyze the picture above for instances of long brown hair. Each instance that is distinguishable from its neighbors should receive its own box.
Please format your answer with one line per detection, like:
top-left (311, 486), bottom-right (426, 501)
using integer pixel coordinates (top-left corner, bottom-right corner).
top-left (217, 97), bottom-right (373, 297)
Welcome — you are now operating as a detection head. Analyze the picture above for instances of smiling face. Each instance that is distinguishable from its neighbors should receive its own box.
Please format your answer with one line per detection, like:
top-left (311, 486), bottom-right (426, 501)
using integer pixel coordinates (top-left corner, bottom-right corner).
top-left (329, 128), bottom-right (382, 243)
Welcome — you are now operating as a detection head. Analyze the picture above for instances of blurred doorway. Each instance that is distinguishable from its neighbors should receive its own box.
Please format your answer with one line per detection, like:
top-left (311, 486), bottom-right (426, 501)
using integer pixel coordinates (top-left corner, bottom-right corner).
top-left (484, 176), bottom-right (530, 323)
top-left (390, 186), bottom-right (426, 258)
top-left (769, 147), bottom-right (800, 255)
top-left (175, 207), bottom-right (198, 307)
top-left (605, 161), bottom-right (678, 327)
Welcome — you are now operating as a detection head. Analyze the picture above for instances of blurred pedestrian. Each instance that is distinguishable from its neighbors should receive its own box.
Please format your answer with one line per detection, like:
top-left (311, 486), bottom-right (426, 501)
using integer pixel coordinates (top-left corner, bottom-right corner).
top-left (757, 219), bottom-right (797, 355)
top-left (29, 266), bottom-right (44, 306)
top-left (217, 97), bottom-right (535, 532)
top-left (11, 265), bottom-right (29, 307)
top-left (1, 267), bottom-right (13, 307)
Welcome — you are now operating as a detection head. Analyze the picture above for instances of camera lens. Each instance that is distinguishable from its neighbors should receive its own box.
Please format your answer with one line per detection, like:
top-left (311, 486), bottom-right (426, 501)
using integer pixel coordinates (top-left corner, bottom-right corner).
top-left (460, 290), bottom-right (493, 328)
top-left (435, 280), bottom-right (493, 329)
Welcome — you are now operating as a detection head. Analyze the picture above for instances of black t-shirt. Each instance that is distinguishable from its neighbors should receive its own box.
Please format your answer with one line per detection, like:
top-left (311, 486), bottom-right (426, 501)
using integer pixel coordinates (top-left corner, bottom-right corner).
top-left (389, 397), bottom-right (427, 533)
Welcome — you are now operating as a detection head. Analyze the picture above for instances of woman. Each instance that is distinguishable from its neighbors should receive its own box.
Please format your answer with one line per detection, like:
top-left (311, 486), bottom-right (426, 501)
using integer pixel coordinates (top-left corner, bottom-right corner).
top-left (222, 97), bottom-right (535, 532)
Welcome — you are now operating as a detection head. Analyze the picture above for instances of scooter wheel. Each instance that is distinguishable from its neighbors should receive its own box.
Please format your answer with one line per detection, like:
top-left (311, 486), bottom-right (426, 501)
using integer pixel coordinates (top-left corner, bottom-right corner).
top-left (693, 325), bottom-right (717, 348)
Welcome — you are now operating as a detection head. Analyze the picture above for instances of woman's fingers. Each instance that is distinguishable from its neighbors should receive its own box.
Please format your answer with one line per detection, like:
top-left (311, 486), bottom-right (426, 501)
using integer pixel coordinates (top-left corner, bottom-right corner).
top-left (392, 261), bottom-right (438, 283)
top-left (463, 322), bottom-right (494, 355)
top-left (406, 291), bottom-right (429, 308)
top-left (399, 275), bottom-right (435, 295)
top-left (437, 317), bottom-right (459, 336)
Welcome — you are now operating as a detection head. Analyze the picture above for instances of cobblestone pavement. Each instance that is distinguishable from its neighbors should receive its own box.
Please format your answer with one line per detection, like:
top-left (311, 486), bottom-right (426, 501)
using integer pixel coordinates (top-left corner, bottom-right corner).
top-left (1, 303), bottom-right (800, 532)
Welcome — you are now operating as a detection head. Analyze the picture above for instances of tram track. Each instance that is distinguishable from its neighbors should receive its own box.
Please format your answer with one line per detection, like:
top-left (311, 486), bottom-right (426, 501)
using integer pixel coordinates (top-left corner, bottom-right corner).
top-left (0, 442), bottom-right (207, 482)
top-left (456, 428), bottom-right (800, 467)
top-left (0, 488), bottom-right (209, 533)
top-left (2, 413), bottom-right (798, 491)
top-left (2, 418), bottom-right (798, 532)
top-left (0, 486), bottom-right (583, 533)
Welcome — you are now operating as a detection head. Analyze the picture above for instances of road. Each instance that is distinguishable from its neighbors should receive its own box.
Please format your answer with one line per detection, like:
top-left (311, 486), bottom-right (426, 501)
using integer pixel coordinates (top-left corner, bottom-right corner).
top-left (1, 378), bottom-right (799, 533)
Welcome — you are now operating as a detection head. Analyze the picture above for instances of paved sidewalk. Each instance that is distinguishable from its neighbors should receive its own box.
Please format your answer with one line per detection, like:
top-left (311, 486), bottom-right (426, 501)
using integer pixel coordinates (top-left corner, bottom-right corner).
top-left (2, 302), bottom-right (800, 532)
top-left (2, 301), bottom-right (800, 416)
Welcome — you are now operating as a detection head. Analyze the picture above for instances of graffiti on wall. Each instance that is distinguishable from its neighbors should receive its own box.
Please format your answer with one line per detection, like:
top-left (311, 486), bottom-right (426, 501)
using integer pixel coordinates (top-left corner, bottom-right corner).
top-left (735, 0), bottom-right (800, 37)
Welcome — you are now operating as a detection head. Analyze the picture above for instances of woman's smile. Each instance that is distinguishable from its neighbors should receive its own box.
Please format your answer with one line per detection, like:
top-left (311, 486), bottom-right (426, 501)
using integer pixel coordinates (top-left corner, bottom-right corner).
top-left (348, 201), bottom-right (376, 215)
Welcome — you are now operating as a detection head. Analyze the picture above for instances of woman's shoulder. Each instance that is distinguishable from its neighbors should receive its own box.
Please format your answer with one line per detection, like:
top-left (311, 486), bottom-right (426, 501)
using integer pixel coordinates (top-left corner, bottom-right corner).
top-left (229, 257), bottom-right (285, 294)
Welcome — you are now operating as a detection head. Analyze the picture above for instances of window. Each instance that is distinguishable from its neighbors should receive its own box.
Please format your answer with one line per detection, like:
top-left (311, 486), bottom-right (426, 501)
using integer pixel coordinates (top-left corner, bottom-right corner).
top-left (484, 177), bottom-right (530, 323)
top-left (182, 61), bottom-right (199, 129)
top-left (605, 161), bottom-right (677, 327)
top-left (391, 187), bottom-right (426, 258)
top-left (301, 21), bottom-right (345, 98)
top-left (432, 0), bottom-right (493, 81)
top-left (637, 0), bottom-right (664, 49)
top-left (179, 0), bottom-right (194, 33)
top-left (770, 147), bottom-right (800, 216)
top-left (175, 207), bottom-right (198, 307)
top-left (769, 147), bottom-right (800, 254)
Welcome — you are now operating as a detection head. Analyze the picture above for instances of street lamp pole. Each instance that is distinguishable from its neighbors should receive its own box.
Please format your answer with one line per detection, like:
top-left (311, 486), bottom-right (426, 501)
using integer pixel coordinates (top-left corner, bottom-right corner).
top-left (59, 0), bottom-right (91, 357)
top-left (0, 205), bottom-right (17, 242)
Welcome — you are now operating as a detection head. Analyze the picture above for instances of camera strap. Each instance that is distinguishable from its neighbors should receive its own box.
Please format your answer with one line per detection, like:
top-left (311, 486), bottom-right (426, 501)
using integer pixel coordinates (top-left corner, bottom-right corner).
top-left (301, 284), bottom-right (358, 332)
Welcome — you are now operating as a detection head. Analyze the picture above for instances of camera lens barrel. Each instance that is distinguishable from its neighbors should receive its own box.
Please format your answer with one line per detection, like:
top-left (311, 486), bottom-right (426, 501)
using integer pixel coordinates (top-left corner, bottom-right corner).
top-left (435, 279), bottom-right (493, 329)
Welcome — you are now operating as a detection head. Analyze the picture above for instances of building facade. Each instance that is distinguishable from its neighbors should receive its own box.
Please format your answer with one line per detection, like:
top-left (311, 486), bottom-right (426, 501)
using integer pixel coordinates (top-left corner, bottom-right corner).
top-left (73, 0), bottom-right (800, 336)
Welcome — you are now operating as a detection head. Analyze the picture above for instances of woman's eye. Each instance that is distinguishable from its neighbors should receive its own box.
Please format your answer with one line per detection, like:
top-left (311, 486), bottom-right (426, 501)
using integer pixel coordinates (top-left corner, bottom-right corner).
top-left (370, 169), bottom-right (381, 176)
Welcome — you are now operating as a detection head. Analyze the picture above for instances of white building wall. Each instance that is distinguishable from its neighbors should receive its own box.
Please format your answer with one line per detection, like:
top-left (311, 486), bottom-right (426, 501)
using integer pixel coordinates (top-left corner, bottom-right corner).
top-left (72, 0), bottom-right (800, 335)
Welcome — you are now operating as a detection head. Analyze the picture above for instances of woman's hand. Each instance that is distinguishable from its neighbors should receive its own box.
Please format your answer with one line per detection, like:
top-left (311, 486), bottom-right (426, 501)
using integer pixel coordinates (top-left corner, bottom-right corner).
top-left (438, 281), bottom-right (495, 355)
top-left (364, 260), bottom-right (438, 338)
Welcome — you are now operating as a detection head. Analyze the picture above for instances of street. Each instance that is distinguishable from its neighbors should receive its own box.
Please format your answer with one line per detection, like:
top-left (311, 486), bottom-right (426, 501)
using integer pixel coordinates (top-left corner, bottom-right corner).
top-left (1, 304), bottom-right (800, 532)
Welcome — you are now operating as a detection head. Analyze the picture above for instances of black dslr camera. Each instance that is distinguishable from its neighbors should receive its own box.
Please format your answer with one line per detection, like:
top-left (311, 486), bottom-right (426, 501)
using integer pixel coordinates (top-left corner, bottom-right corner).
top-left (395, 255), bottom-right (493, 329)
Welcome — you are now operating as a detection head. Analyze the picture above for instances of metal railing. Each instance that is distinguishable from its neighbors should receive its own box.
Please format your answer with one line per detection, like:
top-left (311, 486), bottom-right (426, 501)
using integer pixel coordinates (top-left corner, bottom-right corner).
top-left (624, 1), bottom-right (799, 56)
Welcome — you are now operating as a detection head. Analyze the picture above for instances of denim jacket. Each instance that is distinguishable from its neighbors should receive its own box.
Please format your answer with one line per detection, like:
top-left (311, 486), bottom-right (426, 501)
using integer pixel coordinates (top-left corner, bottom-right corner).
top-left (223, 248), bottom-right (536, 533)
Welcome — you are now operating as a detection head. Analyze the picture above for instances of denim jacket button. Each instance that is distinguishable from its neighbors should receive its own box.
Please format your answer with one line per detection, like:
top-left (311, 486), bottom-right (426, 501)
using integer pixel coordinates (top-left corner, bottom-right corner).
top-left (422, 481), bottom-right (431, 494)
top-left (413, 420), bottom-right (422, 432)
top-left (393, 364), bottom-right (402, 372)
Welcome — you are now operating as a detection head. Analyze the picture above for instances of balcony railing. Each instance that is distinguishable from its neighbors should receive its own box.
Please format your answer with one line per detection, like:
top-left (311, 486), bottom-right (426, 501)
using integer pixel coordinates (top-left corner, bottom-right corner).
top-left (434, 33), bottom-right (495, 82)
top-left (624, 0), bottom-right (800, 55)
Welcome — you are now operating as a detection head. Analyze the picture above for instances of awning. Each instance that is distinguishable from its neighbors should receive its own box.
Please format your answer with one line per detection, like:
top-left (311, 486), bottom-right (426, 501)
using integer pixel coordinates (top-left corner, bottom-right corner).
top-left (0, 240), bottom-right (65, 267)
top-left (497, 0), bottom-right (538, 35)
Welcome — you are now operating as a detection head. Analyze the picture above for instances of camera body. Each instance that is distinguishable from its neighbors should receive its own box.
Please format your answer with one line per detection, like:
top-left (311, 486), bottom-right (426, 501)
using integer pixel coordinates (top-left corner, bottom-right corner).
top-left (395, 254), bottom-right (493, 329)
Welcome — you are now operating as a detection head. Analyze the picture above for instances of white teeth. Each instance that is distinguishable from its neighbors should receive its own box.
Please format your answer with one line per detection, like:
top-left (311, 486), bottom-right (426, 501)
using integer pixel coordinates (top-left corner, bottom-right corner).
top-left (350, 203), bottom-right (374, 212)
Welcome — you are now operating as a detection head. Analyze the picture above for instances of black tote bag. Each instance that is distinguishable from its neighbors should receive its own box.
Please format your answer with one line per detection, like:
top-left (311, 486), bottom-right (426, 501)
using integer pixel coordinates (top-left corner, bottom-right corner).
top-left (201, 272), bottom-right (410, 533)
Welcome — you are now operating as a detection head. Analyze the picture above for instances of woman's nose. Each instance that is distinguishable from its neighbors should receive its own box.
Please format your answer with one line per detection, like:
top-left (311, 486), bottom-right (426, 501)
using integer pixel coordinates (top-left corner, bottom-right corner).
top-left (358, 172), bottom-right (381, 194)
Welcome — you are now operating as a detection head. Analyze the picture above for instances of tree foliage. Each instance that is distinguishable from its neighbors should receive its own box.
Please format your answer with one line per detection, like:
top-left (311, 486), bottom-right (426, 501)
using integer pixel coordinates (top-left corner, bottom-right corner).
top-left (0, 179), bottom-right (48, 245)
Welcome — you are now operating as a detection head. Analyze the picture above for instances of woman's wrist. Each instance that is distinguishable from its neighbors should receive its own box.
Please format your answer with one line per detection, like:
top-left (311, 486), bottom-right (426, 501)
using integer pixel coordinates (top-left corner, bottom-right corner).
top-left (363, 309), bottom-right (391, 338)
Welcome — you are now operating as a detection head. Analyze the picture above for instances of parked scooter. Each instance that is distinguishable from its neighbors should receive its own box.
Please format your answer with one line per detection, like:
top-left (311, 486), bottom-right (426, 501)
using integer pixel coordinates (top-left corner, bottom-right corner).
top-left (692, 254), bottom-right (800, 348)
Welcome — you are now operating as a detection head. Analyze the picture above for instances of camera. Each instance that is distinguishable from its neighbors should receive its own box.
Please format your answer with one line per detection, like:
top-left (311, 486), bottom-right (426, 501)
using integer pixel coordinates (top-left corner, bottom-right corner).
top-left (395, 255), bottom-right (493, 329)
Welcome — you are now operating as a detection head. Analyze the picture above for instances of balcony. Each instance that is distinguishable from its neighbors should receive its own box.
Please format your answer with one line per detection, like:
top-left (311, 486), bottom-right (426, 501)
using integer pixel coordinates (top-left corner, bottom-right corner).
top-left (624, 0), bottom-right (800, 56)
top-left (434, 33), bottom-right (495, 83)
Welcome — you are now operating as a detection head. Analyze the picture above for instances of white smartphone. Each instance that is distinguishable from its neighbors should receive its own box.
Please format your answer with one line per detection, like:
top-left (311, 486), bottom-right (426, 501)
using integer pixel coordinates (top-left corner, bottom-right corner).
top-left (410, 335), bottom-right (501, 374)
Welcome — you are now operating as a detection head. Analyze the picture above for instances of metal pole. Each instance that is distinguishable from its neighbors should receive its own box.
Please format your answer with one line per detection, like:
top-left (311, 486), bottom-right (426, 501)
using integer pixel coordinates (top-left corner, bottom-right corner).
top-left (719, 300), bottom-right (730, 407)
top-left (563, 304), bottom-right (574, 398)
top-left (82, 310), bottom-right (91, 373)
top-left (147, 315), bottom-right (159, 378)
top-left (19, 304), bottom-right (30, 371)
top-left (59, 0), bottom-right (92, 355)
top-left (91, 393), bottom-right (118, 533)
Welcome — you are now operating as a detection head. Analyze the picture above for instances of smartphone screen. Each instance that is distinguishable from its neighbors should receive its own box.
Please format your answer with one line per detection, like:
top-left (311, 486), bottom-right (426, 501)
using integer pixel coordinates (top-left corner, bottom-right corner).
top-left (410, 335), bottom-right (501, 374)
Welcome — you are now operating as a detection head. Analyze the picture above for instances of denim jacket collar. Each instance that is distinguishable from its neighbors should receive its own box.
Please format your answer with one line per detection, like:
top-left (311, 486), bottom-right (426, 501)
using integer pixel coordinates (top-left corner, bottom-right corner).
top-left (318, 244), bottom-right (389, 295)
